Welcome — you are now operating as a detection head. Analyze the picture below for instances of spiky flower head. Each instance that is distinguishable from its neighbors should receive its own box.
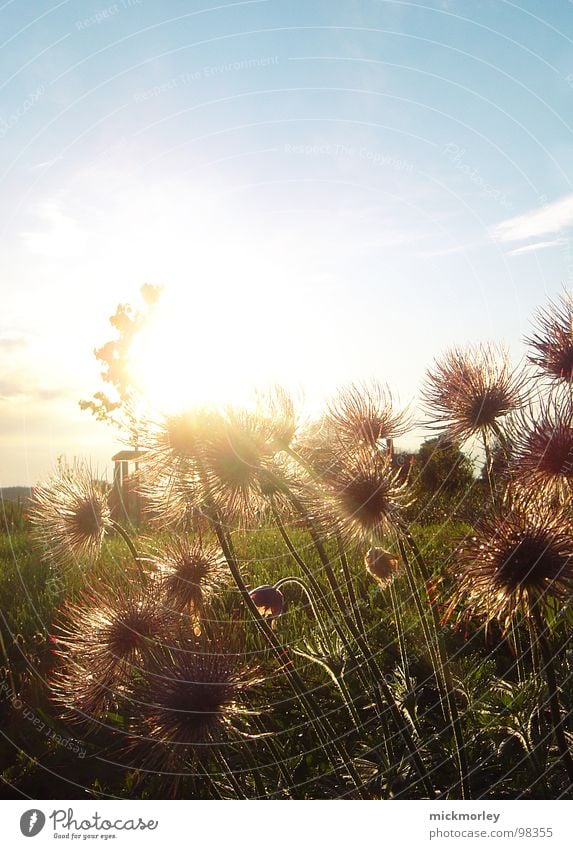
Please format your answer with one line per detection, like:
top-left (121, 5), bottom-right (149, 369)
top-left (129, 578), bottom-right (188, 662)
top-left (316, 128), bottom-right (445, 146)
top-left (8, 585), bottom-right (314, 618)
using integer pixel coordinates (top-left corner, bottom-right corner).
top-left (154, 538), bottom-right (227, 615)
top-left (326, 381), bottom-right (409, 450)
top-left (421, 344), bottom-right (524, 444)
top-left (51, 578), bottom-right (172, 721)
top-left (526, 290), bottom-right (573, 388)
top-left (199, 406), bottom-right (295, 525)
top-left (365, 547), bottom-right (400, 589)
top-left (319, 446), bottom-right (412, 543)
top-left (508, 397), bottom-right (573, 498)
top-left (131, 636), bottom-right (259, 771)
top-left (249, 585), bottom-right (284, 618)
top-left (139, 404), bottom-right (295, 527)
top-left (30, 461), bottom-right (111, 565)
top-left (449, 494), bottom-right (573, 629)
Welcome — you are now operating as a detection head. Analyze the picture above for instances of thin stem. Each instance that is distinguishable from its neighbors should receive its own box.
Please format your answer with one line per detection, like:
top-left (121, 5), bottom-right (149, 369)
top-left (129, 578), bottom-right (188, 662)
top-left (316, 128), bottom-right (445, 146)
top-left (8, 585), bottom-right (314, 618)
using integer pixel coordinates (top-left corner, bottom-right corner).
top-left (288, 499), bottom-right (433, 796)
top-left (337, 535), bottom-right (367, 636)
top-left (110, 519), bottom-right (147, 581)
top-left (209, 508), bottom-right (367, 796)
top-left (482, 431), bottom-right (497, 508)
top-left (389, 580), bottom-right (412, 692)
top-left (532, 607), bottom-right (573, 789)
top-left (273, 576), bottom-right (328, 639)
top-left (398, 524), bottom-right (471, 800)
top-left (271, 504), bottom-right (393, 766)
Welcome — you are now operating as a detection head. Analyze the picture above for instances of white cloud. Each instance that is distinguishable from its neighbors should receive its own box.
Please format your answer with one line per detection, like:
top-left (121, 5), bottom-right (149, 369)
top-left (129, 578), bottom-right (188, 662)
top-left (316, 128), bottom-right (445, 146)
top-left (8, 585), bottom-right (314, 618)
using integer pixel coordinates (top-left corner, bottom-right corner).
top-left (490, 194), bottom-right (573, 244)
top-left (506, 240), bottom-right (562, 256)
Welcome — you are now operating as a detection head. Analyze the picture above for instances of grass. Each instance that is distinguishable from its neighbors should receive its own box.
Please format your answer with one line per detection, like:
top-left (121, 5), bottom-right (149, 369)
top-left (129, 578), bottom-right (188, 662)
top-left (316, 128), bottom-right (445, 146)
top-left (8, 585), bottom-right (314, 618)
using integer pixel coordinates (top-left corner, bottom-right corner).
top-left (3, 509), bottom-right (567, 800)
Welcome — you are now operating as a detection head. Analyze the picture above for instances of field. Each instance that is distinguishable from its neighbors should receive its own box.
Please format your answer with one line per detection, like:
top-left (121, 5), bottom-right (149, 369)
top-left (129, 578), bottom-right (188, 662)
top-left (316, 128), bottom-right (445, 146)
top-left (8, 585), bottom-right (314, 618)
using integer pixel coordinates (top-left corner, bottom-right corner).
top-left (3, 293), bottom-right (573, 801)
top-left (1, 496), bottom-right (572, 800)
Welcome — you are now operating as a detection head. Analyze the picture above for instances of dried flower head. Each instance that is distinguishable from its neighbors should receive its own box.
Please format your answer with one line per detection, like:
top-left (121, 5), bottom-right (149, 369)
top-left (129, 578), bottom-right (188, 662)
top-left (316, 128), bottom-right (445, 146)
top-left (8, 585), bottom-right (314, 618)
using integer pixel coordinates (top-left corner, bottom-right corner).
top-left (137, 409), bottom-right (214, 492)
top-left (255, 386), bottom-right (298, 451)
top-left (526, 290), bottom-right (573, 387)
top-left (449, 495), bottom-right (573, 629)
top-left (200, 407), bottom-right (293, 525)
top-left (30, 461), bottom-right (111, 565)
top-left (326, 381), bottom-right (409, 450)
top-left (421, 344), bottom-right (524, 443)
top-left (51, 579), bottom-right (171, 721)
top-left (155, 538), bottom-right (227, 615)
top-left (509, 398), bottom-right (573, 497)
top-left (320, 446), bottom-right (411, 542)
top-left (365, 547), bottom-right (400, 589)
top-left (131, 638), bottom-right (259, 771)
top-left (249, 585), bottom-right (284, 618)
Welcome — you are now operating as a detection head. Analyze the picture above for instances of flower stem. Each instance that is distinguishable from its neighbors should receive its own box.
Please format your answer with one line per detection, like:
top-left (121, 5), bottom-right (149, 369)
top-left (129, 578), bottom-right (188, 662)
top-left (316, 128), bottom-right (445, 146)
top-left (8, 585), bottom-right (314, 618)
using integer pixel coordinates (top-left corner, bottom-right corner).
top-left (532, 607), bottom-right (573, 789)
top-left (110, 519), bottom-right (147, 581)
top-left (208, 507), bottom-right (367, 796)
top-left (398, 524), bottom-right (471, 800)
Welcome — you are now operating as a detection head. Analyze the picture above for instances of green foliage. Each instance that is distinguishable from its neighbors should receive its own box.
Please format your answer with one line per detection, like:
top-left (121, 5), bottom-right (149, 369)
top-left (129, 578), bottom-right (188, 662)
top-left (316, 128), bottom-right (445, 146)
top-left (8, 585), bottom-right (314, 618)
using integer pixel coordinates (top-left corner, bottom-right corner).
top-left (413, 437), bottom-right (475, 496)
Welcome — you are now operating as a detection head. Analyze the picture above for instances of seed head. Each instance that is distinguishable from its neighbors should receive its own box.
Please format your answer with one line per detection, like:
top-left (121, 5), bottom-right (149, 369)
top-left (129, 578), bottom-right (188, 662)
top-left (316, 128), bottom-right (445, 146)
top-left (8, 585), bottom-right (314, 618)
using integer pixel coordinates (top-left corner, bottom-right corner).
top-left (155, 538), bottom-right (227, 615)
top-left (526, 290), bottom-right (573, 387)
top-left (326, 381), bottom-right (409, 452)
top-left (51, 578), bottom-right (171, 721)
top-left (421, 344), bottom-right (524, 444)
top-left (320, 446), bottom-right (411, 543)
top-left (130, 637), bottom-right (259, 771)
top-left (508, 398), bottom-right (573, 497)
top-left (30, 462), bottom-right (111, 565)
top-left (449, 495), bottom-right (573, 629)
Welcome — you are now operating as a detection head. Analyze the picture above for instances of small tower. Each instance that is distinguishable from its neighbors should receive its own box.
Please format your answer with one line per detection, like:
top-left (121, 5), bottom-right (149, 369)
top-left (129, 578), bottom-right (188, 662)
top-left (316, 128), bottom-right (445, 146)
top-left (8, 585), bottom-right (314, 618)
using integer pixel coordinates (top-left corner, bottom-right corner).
top-left (111, 450), bottom-right (144, 524)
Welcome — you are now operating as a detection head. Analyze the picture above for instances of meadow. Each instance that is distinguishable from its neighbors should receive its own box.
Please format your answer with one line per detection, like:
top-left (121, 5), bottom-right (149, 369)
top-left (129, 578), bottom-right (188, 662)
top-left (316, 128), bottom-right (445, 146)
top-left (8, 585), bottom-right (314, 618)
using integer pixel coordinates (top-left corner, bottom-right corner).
top-left (2, 291), bottom-right (573, 800)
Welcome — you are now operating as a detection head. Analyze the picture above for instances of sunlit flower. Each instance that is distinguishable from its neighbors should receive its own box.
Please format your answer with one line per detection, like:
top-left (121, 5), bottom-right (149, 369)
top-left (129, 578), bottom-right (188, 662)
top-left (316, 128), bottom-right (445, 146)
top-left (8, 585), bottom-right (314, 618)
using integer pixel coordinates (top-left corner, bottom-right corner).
top-left (320, 446), bottom-right (412, 542)
top-left (508, 397), bottom-right (573, 497)
top-left (29, 461), bottom-right (111, 564)
top-left (448, 495), bottom-right (573, 629)
top-left (131, 636), bottom-right (259, 771)
top-left (154, 538), bottom-right (227, 615)
top-left (526, 290), bottom-right (573, 388)
top-left (200, 407), bottom-right (294, 525)
top-left (421, 344), bottom-right (524, 444)
top-left (326, 381), bottom-right (409, 450)
top-left (364, 547), bottom-right (400, 589)
top-left (51, 578), bottom-right (171, 721)
top-left (249, 585), bottom-right (284, 618)
top-left (255, 385), bottom-right (298, 451)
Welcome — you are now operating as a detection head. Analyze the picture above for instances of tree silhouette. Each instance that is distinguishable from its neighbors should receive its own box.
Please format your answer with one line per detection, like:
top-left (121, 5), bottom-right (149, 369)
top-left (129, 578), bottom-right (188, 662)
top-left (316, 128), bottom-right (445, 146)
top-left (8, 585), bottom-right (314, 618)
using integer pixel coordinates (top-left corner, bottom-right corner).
top-left (79, 283), bottom-right (162, 429)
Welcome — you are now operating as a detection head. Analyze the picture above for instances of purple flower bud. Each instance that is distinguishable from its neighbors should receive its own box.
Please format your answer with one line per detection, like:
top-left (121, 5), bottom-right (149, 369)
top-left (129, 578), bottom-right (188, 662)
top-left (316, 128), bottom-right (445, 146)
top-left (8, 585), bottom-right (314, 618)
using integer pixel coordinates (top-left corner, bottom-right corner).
top-left (249, 585), bottom-right (284, 618)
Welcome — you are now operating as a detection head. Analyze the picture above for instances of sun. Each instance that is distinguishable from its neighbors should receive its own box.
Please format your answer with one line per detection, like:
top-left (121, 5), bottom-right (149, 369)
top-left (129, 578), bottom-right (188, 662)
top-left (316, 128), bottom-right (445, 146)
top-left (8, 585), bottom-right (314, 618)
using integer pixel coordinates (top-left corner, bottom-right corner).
top-left (128, 283), bottom-right (297, 414)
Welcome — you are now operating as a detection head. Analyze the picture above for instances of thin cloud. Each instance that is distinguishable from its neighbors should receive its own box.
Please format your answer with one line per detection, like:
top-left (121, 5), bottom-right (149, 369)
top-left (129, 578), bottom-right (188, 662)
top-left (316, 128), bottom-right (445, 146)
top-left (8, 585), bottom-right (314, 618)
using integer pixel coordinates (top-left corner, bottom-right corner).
top-left (0, 374), bottom-right (68, 402)
top-left (507, 240), bottom-right (562, 256)
top-left (0, 334), bottom-right (28, 352)
top-left (490, 194), bottom-right (573, 244)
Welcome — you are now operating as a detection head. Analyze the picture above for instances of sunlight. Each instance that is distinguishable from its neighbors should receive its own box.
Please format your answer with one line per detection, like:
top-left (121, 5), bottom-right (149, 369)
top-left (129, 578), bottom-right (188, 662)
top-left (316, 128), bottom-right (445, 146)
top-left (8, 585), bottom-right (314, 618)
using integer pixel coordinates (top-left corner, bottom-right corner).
top-left (129, 272), bottom-right (298, 414)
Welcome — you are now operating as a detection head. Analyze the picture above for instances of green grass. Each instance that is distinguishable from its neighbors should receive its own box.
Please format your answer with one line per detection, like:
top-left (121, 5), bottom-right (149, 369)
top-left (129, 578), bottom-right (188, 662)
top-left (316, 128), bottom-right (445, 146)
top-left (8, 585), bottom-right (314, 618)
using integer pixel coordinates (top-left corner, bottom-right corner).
top-left (0, 518), bottom-right (570, 800)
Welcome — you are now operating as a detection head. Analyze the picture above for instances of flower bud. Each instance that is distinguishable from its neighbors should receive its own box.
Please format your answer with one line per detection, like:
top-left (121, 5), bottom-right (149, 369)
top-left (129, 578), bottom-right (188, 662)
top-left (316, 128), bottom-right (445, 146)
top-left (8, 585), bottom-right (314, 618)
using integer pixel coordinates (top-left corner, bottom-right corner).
top-left (364, 547), bottom-right (400, 589)
top-left (249, 585), bottom-right (284, 617)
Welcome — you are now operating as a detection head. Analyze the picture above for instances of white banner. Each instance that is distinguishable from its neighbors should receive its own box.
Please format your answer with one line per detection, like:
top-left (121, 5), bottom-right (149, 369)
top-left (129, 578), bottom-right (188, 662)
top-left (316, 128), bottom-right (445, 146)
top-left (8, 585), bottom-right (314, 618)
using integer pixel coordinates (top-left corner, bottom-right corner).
top-left (2, 800), bottom-right (573, 848)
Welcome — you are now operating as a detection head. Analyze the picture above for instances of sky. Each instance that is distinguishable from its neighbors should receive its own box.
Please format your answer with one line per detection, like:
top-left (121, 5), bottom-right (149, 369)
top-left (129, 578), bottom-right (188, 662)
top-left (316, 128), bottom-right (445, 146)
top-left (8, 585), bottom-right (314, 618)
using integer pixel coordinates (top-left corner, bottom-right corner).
top-left (1, 0), bottom-right (573, 486)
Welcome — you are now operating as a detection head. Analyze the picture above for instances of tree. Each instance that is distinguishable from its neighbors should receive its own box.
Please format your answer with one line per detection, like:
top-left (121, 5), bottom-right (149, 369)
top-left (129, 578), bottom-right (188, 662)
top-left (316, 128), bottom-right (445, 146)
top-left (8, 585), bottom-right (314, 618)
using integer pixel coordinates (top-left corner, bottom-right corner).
top-left (413, 437), bottom-right (474, 496)
top-left (79, 283), bottom-right (162, 429)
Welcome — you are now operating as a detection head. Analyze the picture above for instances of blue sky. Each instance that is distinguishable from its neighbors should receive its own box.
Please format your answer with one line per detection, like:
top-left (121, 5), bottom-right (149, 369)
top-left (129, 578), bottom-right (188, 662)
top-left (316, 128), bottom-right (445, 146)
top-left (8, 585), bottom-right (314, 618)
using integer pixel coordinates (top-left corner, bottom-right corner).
top-left (1, 0), bottom-right (573, 485)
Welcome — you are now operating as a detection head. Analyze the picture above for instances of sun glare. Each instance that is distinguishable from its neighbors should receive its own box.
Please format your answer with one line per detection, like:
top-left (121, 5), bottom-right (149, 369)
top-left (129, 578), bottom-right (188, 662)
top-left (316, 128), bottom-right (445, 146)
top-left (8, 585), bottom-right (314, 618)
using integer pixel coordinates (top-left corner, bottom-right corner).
top-left (129, 286), bottom-right (296, 414)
